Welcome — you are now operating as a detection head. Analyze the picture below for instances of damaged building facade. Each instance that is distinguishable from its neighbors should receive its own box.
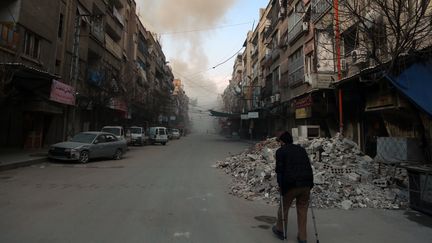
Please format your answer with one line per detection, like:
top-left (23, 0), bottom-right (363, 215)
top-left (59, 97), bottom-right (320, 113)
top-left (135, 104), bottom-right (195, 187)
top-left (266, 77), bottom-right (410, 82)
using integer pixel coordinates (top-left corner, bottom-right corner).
top-left (0, 0), bottom-right (182, 149)
top-left (222, 0), bottom-right (432, 160)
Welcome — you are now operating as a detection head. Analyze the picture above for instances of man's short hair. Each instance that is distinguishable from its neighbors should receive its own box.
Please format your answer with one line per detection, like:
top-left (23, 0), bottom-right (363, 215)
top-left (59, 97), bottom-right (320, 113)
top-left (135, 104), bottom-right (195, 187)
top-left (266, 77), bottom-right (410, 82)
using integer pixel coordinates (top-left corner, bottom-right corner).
top-left (279, 131), bottom-right (293, 144)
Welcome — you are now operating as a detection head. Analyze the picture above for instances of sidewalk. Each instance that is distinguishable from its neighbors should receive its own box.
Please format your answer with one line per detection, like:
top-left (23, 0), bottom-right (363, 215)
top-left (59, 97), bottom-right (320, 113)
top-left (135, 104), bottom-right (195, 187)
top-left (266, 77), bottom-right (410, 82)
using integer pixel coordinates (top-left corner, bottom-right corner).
top-left (0, 148), bottom-right (48, 171)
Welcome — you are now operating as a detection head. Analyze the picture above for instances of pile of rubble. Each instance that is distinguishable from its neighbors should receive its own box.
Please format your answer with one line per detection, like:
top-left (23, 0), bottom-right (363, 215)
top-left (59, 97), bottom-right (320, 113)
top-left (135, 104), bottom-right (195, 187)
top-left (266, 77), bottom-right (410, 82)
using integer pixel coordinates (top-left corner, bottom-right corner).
top-left (216, 135), bottom-right (409, 210)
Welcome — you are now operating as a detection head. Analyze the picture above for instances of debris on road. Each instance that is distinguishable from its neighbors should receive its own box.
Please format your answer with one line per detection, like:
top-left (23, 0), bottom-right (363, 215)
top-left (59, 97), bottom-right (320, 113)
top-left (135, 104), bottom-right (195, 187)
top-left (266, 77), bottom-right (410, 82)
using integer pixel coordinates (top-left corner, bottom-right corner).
top-left (216, 135), bottom-right (409, 209)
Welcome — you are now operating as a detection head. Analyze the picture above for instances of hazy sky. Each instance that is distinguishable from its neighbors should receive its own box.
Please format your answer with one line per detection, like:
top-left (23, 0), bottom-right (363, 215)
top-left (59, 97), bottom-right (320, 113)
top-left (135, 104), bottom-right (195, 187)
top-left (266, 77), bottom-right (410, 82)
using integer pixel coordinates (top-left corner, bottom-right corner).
top-left (136, 0), bottom-right (269, 109)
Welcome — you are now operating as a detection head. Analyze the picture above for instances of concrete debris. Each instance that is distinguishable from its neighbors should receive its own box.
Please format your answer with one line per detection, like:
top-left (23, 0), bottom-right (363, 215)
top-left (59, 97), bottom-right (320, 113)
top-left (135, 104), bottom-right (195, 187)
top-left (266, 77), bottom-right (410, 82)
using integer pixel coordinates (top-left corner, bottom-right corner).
top-left (216, 134), bottom-right (409, 209)
top-left (341, 200), bottom-right (353, 210)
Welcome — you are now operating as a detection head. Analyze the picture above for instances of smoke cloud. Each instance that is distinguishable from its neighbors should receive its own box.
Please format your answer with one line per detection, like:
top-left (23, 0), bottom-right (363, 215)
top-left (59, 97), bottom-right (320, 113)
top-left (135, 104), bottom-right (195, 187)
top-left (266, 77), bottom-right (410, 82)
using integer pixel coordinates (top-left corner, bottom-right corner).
top-left (136, 0), bottom-right (238, 109)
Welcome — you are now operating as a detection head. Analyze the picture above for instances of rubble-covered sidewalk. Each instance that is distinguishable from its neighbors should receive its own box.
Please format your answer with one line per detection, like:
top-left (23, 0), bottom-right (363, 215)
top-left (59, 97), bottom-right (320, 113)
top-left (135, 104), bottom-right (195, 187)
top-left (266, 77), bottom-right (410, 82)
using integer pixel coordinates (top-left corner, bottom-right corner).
top-left (216, 135), bottom-right (409, 210)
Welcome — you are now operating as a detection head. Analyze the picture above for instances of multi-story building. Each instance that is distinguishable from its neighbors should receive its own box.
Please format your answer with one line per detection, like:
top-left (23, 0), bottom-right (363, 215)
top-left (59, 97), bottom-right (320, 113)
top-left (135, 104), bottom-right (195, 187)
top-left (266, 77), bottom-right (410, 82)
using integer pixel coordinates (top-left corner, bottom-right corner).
top-left (223, 0), bottom-right (431, 158)
top-left (0, 0), bottom-right (176, 149)
top-left (0, 0), bottom-right (66, 148)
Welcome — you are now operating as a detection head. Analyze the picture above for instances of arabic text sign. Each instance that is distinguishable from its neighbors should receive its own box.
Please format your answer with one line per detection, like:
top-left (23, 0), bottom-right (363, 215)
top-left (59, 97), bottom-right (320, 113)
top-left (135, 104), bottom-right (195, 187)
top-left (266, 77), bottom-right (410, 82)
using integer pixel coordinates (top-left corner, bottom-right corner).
top-left (50, 80), bottom-right (75, 106)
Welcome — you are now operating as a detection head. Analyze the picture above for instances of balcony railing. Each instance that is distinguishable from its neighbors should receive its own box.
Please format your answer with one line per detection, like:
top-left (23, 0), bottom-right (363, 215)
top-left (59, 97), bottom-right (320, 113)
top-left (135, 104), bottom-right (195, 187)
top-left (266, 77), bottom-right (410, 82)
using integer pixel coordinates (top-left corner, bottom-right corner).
top-left (288, 66), bottom-right (305, 87)
top-left (311, 0), bottom-right (332, 22)
top-left (112, 7), bottom-right (125, 26)
top-left (251, 46), bottom-right (258, 57)
top-left (288, 20), bottom-right (304, 44)
top-left (105, 34), bottom-right (122, 59)
top-left (90, 22), bottom-right (105, 42)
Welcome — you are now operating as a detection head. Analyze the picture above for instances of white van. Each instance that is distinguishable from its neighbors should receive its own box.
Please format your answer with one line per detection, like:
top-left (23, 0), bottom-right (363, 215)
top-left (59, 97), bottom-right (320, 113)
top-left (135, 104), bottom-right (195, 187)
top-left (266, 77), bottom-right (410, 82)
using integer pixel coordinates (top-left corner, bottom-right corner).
top-left (129, 126), bottom-right (148, 145)
top-left (101, 126), bottom-right (131, 144)
top-left (148, 127), bottom-right (168, 145)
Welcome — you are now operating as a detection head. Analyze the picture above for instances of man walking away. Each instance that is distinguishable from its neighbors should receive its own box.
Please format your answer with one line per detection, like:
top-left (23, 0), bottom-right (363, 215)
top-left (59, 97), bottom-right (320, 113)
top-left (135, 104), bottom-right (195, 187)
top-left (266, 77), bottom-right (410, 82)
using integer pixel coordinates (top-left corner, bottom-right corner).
top-left (272, 131), bottom-right (314, 243)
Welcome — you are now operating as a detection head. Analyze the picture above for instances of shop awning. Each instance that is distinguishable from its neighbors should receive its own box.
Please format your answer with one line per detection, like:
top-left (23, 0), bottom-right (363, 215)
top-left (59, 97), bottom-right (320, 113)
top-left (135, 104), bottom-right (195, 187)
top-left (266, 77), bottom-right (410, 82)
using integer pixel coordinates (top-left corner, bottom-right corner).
top-left (388, 59), bottom-right (432, 117)
top-left (209, 110), bottom-right (240, 118)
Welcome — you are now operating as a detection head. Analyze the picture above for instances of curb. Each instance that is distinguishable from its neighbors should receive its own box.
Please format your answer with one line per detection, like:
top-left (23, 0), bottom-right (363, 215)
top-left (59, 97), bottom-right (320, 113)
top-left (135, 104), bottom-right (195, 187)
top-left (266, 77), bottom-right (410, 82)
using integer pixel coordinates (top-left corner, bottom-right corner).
top-left (0, 157), bottom-right (47, 172)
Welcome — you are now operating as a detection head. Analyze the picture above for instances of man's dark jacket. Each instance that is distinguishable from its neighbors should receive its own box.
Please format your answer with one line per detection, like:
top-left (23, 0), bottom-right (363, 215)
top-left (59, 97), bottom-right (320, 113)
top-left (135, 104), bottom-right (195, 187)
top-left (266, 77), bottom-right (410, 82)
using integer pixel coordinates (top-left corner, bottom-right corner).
top-left (275, 143), bottom-right (314, 194)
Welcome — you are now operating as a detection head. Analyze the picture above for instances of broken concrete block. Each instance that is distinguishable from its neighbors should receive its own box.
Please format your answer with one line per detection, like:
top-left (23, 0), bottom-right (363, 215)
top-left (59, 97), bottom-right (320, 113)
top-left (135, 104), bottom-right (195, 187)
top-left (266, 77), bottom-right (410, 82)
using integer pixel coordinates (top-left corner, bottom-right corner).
top-left (341, 200), bottom-right (353, 210)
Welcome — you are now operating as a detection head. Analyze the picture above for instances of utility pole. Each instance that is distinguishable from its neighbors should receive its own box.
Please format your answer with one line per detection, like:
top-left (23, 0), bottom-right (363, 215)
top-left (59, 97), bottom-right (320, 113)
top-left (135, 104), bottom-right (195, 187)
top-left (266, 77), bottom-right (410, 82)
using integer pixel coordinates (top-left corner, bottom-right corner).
top-left (334, 0), bottom-right (343, 135)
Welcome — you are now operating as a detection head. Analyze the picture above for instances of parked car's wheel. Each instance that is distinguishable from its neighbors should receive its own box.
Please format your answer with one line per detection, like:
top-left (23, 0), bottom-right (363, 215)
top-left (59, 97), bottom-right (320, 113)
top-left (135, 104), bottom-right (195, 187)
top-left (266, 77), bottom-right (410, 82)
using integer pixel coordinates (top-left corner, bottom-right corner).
top-left (79, 151), bottom-right (89, 164)
top-left (162, 142), bottom-right (166, 146)
top-left (113, 149), bottom-right (123, 160)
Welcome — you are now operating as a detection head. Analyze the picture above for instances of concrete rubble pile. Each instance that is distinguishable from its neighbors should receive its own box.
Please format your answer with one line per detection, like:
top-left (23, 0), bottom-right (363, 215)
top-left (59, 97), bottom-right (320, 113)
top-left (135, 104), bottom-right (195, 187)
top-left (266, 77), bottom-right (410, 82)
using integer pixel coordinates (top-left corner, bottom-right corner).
top-left (216, 134), bottom-right (409, 209)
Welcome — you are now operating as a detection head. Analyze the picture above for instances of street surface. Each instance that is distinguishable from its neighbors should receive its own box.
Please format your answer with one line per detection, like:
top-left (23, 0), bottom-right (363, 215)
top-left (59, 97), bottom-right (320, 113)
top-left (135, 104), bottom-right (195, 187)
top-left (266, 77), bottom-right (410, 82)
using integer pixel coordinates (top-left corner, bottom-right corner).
top-left (1, 133), bottom-right (432, 243)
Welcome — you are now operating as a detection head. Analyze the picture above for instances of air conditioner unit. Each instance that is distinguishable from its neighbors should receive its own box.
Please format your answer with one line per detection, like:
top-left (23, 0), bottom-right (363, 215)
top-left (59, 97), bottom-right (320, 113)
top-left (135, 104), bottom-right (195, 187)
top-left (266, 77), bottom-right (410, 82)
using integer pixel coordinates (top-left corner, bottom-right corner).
top-left (341, 58), bottom-right (347, 71)
top-left (298, 125), bottom-right (320, 139)
top-left (302, 22), bottom-right (309, 31)
top-left (351, 49), bottom-right (368, 65)
top-left (275, 93), bottom-right (280, 102)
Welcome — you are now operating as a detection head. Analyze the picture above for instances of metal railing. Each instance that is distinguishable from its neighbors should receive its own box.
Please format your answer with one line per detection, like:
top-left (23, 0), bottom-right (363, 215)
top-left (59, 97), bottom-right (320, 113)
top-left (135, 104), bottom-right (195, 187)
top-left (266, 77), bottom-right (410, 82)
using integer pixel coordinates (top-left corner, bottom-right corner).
top-left (311, 0), bottom-right (332, 22)
top-left (288, 20), bottom-right (304, 43)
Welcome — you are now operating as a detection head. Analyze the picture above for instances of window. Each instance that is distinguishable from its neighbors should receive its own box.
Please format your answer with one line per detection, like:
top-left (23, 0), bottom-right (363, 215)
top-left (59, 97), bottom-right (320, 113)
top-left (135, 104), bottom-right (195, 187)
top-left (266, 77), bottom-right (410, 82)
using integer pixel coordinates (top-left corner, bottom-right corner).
top-left (288, 47), bottom-right (305, 86)
top-left (58, 13), bottom-right (64, 38)
top-left (272, 66), bottom-right (280, 93)
top-left (342, 25), bottom-right (358, 57)
top-left (23, 31), bottom-right (41, 59)
top-left (0, 23), bottom-right (18, 50)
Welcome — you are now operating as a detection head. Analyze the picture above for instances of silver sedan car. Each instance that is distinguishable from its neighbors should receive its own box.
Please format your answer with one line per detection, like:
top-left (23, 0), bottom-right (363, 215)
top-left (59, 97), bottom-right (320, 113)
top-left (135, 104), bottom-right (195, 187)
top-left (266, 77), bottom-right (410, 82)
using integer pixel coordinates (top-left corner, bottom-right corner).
top-left (48, 132), bottom-right (128, 163)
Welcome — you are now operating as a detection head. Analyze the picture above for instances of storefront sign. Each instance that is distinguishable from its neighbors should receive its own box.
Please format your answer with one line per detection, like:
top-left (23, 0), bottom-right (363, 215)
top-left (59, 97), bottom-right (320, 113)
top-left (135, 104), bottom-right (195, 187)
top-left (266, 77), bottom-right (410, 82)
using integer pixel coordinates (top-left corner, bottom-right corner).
top-left (295, 95), bottom-right (313, 109)
top-left (296, 107), bottom-right (312, 119)
top-left (241, 114), bottom-right (249, 120)
top-left (365, 93), bottom-right (407, 111)
top-left (49, 80), bottom-right (75, 106)
top-left (107, 98), bottom-right (128, 112)
top-left (248, 112), bottom-right (259, 119)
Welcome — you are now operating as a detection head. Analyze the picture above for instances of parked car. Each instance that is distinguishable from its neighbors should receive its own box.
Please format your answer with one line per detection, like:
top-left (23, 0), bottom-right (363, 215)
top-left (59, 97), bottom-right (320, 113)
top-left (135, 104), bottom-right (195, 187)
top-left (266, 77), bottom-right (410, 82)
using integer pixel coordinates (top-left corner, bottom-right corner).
top-left (129, 126), bottom-right (148, 145)
top-left (101, 126), bottom-right (131, 144)
top-left (171, 129), bottom-right (181, 139)
top-left (48, 132), bottom-right (127, 163)
top-left (148, 127), bottom-right (168, 145)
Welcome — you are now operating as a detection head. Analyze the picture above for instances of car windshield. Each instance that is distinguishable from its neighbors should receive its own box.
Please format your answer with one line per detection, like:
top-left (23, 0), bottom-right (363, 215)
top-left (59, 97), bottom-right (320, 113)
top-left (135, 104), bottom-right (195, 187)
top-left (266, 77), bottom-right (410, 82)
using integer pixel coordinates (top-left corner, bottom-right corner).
top-left (102, 128), bottom-right (121, 136)
top-left (70, 133), bottom-right (97, 143)
top-left (130, 128), bottom-right (141, 134)
top-left (158, 129), bottom-right (166, 135)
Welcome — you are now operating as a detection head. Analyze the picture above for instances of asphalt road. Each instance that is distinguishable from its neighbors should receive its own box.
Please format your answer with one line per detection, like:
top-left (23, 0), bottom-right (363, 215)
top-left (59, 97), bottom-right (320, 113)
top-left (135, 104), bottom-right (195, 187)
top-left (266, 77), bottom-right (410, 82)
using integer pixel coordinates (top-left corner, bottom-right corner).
top-left (1, 133), bottom-right (432, 243)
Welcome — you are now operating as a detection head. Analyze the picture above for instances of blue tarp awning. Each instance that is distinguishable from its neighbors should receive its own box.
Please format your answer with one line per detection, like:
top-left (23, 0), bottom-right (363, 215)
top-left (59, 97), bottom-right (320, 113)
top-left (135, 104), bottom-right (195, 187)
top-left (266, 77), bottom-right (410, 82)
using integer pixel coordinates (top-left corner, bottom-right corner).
top-left (388, 60), bottom-right (432, 117)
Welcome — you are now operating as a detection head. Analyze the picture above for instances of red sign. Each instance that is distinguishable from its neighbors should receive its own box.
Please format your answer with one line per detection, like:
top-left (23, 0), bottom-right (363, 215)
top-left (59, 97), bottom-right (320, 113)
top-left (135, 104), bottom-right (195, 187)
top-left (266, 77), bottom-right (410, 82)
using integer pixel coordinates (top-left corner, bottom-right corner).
top-left (108, 98), bottom-right (128, 112)
top-left (295, 94), bottom-right (313, 109)
top-left (49, 80), bottom-right (76, 106)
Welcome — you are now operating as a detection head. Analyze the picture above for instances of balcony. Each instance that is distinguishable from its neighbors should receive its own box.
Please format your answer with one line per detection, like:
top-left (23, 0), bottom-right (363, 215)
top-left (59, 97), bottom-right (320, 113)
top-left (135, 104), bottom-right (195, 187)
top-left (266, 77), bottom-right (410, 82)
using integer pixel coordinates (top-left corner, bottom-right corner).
top-left (271, 49), bottom-right (280, 61)
top-left (105, 34), bottom-right (122, 59)
top-left (311, 0), bottom-right (332, 23)
top-left (261, 53), bottom-right (272, 68)
top-left (288, 66), bottom-right (305, 87)
top-left (112, 7), bottom-right (125, 27)
top-left (288, 20), bottom-right (305, 44)
top-left (90, 21), bottom-right (105, 43)
top-left (105, 14), bottom-right (123, 41)
top-left (251, 46), bottom-right (258, 57)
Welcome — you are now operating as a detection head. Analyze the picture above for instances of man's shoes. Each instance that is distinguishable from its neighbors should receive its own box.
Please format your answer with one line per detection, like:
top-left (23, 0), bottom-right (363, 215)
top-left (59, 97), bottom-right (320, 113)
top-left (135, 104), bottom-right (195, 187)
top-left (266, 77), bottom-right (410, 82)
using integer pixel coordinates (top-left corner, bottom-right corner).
top-left (272, 225), bottom-right (285, 240)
